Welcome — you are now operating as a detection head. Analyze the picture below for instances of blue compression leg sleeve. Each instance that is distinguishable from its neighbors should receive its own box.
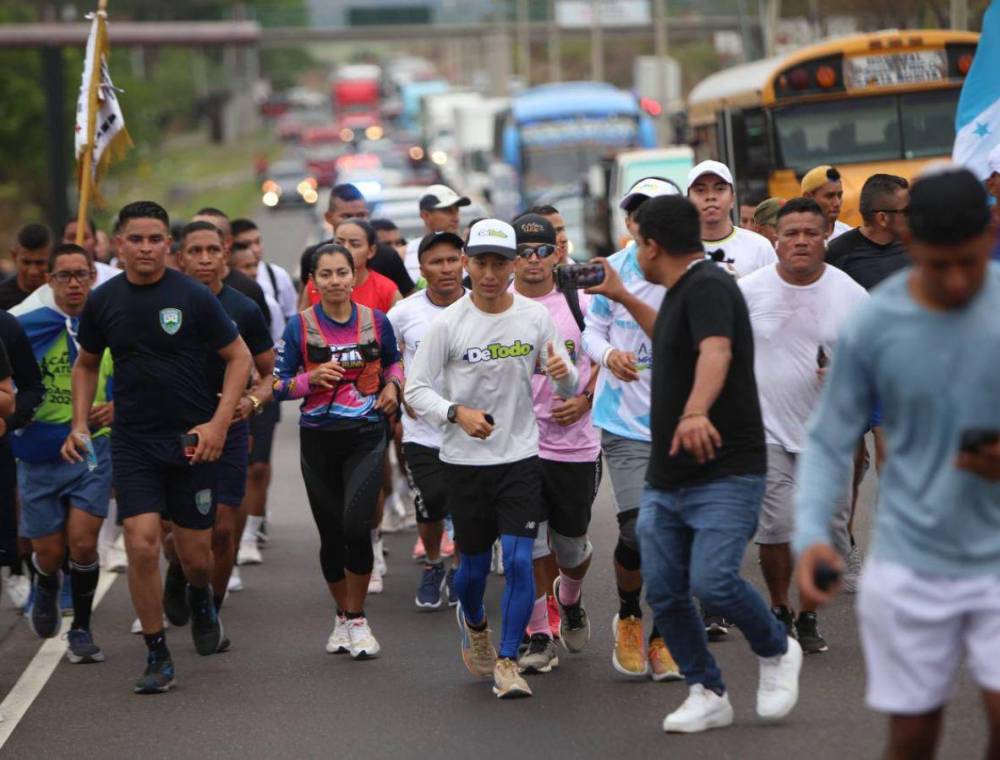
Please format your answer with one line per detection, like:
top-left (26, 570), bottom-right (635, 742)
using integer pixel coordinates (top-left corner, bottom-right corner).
top-left (499, 534), bottom-right (536, 659)
top-left (453, 550), bottom-right (491, 626)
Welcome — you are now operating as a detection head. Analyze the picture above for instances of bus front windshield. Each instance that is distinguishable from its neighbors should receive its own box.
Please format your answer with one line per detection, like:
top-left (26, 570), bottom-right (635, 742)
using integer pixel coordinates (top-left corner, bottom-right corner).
top-left (774, 89), bottom-right (959, 169)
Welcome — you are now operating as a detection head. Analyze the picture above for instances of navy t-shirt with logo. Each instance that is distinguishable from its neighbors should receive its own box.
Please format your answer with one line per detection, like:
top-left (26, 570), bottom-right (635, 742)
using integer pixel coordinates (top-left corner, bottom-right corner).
top-left (207, 284), bottom-right (273, 393)
top-left (78, 268), bottom-right (239, 437)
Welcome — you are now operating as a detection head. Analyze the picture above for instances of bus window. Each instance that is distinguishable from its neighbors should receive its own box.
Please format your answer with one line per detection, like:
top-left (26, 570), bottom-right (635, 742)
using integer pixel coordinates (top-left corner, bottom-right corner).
top-left (901, 89), bottom-right (960, 159)
top-left (773, 97), bottom-right (900, 170)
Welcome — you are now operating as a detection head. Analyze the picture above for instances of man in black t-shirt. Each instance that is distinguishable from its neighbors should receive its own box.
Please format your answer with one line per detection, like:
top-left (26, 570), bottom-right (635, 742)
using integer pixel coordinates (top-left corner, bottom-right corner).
top-left (65, 201), bottom-right (252, 695)
top-left (590, 195), bottom-right (801, 734)
top-left (0, 224), bottom-right (51, 310)
top-left (825, 174), bottom-right (910, 291)
top-left (171, 220), bottom-right (274, 618)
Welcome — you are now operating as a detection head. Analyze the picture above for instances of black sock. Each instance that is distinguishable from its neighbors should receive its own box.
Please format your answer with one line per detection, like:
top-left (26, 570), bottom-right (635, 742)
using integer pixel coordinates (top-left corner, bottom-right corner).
top-left (32, 555), bottom-right (59, 591)
top-left (143, 630), bottom-right (168, 656)
top-left (69, 559), bottom-right (99, 631)
top-left (166, 561), bottom-right (186, 584)
top-left (214, 593), bottom-right (225, 613)
top-left (187, 583), bottom-right (211, 611)
top-left (345, 610), bottom-right (365, 620)
top-left (618, 586), bottom-right (642, 619)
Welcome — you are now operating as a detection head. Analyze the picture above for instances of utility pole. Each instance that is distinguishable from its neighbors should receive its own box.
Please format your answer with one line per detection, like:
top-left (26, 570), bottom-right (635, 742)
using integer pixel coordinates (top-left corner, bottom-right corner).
top-left (653, 0), bottom-right (669, 138)
top-left (761, 0), bottom-right (781, 57)
top-left (516, 0), bottom-right (531, 85)
top-left (42, 44), bottom-right (69, 232)
top-left (549, 0), bottom-right (562, 82)
top-left (590, 0), bottom-right (604, 81)
top-left (950, 0), bottom-right (968, 30)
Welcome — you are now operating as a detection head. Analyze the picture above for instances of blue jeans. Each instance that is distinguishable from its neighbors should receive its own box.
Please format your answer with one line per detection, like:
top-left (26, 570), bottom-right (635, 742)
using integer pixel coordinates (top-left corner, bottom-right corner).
top-left (637, 475), bottom-right (787, 694)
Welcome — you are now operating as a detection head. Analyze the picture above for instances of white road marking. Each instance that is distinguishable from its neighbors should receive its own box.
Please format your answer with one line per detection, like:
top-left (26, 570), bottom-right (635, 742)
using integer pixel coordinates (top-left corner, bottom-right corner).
top-left (0, 571), bottom-right (118, 748)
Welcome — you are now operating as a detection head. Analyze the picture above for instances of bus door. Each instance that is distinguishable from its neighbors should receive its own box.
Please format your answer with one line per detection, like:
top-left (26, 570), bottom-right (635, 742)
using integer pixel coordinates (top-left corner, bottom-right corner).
top-left (717, 107), bottom-right (774, 210)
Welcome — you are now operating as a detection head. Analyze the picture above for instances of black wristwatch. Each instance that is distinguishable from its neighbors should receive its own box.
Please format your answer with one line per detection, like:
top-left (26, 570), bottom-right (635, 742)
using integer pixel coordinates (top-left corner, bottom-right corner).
top-left (447, 404), bottom-right (460, 423)
top-left (582, 390), bottom-right (594, 407)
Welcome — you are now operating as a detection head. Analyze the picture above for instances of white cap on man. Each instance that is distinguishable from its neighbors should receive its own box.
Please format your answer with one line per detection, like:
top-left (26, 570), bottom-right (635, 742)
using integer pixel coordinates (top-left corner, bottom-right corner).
top-left (619, 177), bottom-right (682, 210)
top-left (466, 219), bottom-right (517, 260)
top-left (686, 160), bottom-right (735, 192)
top-left (419, 184), bottom-right (471, 211)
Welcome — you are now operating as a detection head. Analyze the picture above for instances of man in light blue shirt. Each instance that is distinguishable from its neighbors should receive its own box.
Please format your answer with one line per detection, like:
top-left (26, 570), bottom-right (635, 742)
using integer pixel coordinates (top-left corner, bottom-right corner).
top-left (794, 167), bottom-right (1000, 760)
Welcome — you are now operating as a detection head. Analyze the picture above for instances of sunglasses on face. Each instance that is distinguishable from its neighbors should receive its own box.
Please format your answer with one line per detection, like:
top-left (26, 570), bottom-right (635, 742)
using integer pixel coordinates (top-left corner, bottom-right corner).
top-left (516, 244), bottom-right (557, 259)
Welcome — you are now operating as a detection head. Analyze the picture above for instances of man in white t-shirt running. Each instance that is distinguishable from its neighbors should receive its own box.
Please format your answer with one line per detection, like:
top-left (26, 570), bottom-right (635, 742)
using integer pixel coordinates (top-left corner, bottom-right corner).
top-left (406, 219), bottom-right (577, 699)
top-left (687, 161), bottom-right (777, 279)
top-left (509, 214), bottom-right (601, 674)
top-left (739, 197), bottom-right (868, 654)
top-left (387, 232), bottom-right (467, 610)
top-left (403, 185), bottom-right (471, 283)
top-left (583, 177), bottom-right (684, 681)
top-left (801, 165), bottom-right (851, 241)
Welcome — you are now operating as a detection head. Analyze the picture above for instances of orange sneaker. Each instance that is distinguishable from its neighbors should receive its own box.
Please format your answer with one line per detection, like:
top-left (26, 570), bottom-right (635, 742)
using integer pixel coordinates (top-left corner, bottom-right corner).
top-left (547, 594), bottom-right (561, 639)
top-left (648, 636), bottom-right (683, 682)
top-left (411, 537), bottom-right (426, 561)
top-left (612, 614), bottom-right (648, 676)
top-left (440, 532), bottom-right (455, 558)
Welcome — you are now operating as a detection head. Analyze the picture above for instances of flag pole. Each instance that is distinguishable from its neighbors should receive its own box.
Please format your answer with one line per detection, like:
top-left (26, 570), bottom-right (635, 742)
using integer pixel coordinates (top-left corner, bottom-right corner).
top-left (75, 0), bottom-right (109, 245)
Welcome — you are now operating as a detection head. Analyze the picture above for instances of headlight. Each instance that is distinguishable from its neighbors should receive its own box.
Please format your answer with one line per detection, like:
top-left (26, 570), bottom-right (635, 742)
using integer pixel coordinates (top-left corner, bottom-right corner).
top-left (365, 125), bottom-right (384, 141)
top-left (430, 150), bottom-right (448, 166)
top-left (408, 146), bottom-right (425, 161)
top-left (302, 189), bottom-right (319, 204)
top-left (339, 128), bottom-right (355, 142)
top-left (262, 191), bottom-right (280, 207)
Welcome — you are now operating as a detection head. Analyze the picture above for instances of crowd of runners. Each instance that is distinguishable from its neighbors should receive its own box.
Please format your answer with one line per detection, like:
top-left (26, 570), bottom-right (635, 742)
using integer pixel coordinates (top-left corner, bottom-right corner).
top-left (1, 144), bottom-right (1000, 758)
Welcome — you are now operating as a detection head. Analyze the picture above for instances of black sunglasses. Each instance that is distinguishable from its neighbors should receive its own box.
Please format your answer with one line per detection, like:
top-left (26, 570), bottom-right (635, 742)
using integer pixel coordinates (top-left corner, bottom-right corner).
top-left (516, 244), bottom-right (557, 259)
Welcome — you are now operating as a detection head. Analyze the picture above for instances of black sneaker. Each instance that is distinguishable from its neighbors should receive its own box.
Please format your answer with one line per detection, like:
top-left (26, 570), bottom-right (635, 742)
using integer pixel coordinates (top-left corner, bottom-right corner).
top-left (29, 574), bottom-right (62, 639)
top-left (188, 587), bottom-right (224, 656)
top-left (704, 614), bottom-right (730, 642)
top-left (134, 651), bottom-right (175, 694)
top-left (795, 612), bottom-right (829, 654)
top-left (772, 606), bottom-right (796, 638)
top-left (163, 564), bottom-right (190, 627)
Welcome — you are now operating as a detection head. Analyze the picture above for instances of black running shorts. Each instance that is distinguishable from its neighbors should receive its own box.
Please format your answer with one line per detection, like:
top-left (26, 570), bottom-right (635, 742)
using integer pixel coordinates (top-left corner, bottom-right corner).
top-left (540, 457), bottom-right (602, 538)
top-left (402, 443), bottom-right (448, 525)
top-left (445, 456), bottom-right (542, 555)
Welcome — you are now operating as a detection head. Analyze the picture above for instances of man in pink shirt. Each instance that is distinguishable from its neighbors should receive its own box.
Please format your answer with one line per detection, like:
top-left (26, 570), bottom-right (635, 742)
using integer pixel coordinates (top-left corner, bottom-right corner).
top-left (510, 214), bottom-right (601, 674)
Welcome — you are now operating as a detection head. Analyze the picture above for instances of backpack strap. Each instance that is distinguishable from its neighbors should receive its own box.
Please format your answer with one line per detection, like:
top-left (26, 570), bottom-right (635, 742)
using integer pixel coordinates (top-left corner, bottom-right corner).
top-left (301, 306), bottom-right (327, 349)
top-left (562, 287), bottom-right (586, 333)
top-left (265, 262), bottom-right (279, 296)
top-left (356, 304), bottom-right (376, 346)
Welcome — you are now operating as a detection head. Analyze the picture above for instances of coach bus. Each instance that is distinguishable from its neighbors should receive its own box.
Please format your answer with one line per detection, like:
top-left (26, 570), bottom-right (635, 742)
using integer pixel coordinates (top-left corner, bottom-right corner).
top-left (495, 81), bottom-right (657, 213)
top-left (688, 29), bottom-right (979, 224)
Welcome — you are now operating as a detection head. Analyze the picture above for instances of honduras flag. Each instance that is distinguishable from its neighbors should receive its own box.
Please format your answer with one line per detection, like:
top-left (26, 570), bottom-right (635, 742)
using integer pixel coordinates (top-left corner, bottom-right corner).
top-left (953, 2), bottom-right (1000, 180)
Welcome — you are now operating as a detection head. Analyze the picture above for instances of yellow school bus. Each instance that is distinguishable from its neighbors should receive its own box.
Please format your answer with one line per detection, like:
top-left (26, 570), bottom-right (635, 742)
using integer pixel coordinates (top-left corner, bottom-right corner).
top-left (688, 29), bottom-right (979, 225)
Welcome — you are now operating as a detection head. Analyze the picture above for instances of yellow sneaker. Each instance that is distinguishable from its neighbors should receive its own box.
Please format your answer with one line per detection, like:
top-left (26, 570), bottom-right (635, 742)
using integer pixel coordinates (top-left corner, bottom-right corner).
top-left (649, 636), bottom-right (683, 682)
top-left (493, 657), bottom-right (532, 699)
top-left (612, 614), bottom-right (648, 676)
top-left (457, 604), bottom-right (497, 678)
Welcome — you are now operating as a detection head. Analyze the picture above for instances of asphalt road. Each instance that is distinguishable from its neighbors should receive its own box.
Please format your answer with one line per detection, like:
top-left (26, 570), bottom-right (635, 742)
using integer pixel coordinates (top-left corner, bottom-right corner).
top-left (0, 208), bottom-right (989, 758)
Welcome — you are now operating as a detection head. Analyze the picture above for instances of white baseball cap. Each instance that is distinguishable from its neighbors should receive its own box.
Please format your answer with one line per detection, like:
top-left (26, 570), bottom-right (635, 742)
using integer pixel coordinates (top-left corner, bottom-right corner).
top-left (686, 160), bottom-right (735, 192)
top-left (988, 143), bottom-right (1000, 177)
top-left (419, 184), bottom-right (471, 211)
top-left (619, 177), bottom-right (682, 210)
top-left (466, 219), bottom-right (517, 260)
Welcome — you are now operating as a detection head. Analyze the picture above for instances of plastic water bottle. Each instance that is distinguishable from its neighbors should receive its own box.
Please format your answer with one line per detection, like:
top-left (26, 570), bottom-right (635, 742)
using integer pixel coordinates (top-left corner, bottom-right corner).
top-left (77, 433), bottom-right (98, 472)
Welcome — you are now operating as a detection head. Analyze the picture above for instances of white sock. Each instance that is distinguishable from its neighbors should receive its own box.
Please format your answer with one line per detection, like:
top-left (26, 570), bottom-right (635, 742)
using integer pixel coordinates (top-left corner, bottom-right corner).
top-left (242, 515), bottom-right (263, 544)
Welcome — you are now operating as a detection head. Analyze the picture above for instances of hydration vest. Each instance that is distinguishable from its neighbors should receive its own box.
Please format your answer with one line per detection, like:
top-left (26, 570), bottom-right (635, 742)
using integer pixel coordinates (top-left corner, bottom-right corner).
top-left (299, 304), bottom-right (382, 396)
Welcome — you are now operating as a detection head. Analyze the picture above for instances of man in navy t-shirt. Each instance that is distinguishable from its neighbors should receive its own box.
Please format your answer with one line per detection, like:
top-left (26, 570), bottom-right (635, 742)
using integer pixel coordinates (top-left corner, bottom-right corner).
top-left (168, 219), bottom-right (274, 620)
top-left (64, 201), bottom-right (252, 695)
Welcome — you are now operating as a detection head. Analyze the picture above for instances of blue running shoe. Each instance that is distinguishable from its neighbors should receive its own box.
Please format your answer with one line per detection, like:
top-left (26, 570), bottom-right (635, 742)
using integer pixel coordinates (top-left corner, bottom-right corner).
top-left (415, 563), bottom-right (446, 610)
top-left (446, 566), bottom-right (459, 607)
top-left (66, 628), bottom-right (105, 664)
top-left (134, 652), bottom-right (175, 694)
top-left (30, 574), bottom-right (62, 639)
top-left (188, 587), bottom-right (224, 656)
top-left (59, 573), bottom-right (73, 617)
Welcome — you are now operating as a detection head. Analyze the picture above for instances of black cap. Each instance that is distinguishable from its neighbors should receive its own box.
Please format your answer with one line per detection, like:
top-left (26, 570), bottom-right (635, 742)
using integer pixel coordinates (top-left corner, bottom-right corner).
top-left (909, 166), bottom-right (991, 245)
top-left (417, 231), bottom-right (465, 260)
top-left (512, 214), bottom-right (556, 246)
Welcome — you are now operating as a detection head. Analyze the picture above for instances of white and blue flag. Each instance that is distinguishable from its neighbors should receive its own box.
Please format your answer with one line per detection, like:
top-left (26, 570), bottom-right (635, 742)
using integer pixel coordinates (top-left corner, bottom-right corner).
top-left (953, 2), bottom-right (1000, 180)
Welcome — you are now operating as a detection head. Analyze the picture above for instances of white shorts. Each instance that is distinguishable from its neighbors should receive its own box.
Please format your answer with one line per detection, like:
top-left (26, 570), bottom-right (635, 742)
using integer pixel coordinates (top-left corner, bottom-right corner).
top-left (857, 558), bottom-right (1000, 714)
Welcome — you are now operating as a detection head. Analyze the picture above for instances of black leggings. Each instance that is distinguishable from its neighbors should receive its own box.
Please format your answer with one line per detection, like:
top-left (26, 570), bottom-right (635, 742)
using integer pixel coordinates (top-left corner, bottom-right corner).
top-left (300, 423), bottom-right (387, 583)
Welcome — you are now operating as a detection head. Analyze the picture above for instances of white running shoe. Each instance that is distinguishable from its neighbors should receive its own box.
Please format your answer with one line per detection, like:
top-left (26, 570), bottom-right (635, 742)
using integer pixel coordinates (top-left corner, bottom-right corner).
top-left (326, 614), bottom-right (351, 653)
top-left (373, 538), bottom-right (388, 577)
top-left (347, 617), bottom-right (380, 659)
top-left (227, 567), bottom-right (244, 592)
top-left (757, 637), bottom-right (803, 720)
top-left (842, 543), bottom-right (863, 593)
top-left (104, 540), bottom-right (128, 573)
top-left (367, 568), bottom-right (384, 594)
top-left (237, 540), bottom-right (263, 566)
top-left (662, 684), bottom-right (734, 733)
top-left (131, 616), bottom-right (170, 634)
top-left (4, 573), bottom-right (31, 611)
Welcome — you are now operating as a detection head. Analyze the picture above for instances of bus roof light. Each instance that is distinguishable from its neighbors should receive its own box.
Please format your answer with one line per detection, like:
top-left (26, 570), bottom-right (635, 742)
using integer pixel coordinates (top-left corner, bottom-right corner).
top-left (816, 65), bottom-right (837, 88)
top-left (958, 53), bottom-right (974, 75)
top-left (788, 68), bottom-right (810, 90)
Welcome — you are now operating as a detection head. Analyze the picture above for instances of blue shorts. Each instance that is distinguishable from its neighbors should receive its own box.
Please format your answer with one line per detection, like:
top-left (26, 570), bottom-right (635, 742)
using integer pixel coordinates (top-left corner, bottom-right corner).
top-left (870, 398), bottom-right (883, 429)
top-left (217, 421), bottom-right (249, 508)
top-left (18, 435), bottom-right (113, 539)
top-left (112, 430), bottom-right (218, 530)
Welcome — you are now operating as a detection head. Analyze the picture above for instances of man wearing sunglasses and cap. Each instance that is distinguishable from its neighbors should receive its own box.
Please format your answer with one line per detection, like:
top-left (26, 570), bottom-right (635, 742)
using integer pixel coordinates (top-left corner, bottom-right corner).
top-left (406, 219), bottom-right (577, 699)
top-left (801, 165), bottom-right (852, 242)
top-left (582, 177), bottom-right (684, 682)
top-left (509, 213), bottom-right (601, 675)
top-left (403, 184), bottom-right (471, 283)
top-left (687, 161), bottom-right (777, 280)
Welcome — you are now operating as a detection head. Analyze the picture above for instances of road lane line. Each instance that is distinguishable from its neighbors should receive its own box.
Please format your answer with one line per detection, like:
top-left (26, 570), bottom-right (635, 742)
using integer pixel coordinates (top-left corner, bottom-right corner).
top-left (0, 571), bottom-right (117, 747)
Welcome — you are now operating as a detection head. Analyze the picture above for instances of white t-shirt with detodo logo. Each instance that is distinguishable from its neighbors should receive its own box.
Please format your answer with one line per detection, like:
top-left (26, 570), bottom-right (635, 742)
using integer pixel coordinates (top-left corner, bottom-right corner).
top-left (406, 293), bottom-right (578, 466)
